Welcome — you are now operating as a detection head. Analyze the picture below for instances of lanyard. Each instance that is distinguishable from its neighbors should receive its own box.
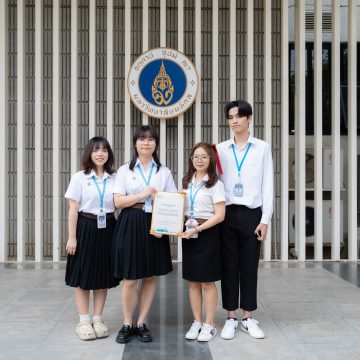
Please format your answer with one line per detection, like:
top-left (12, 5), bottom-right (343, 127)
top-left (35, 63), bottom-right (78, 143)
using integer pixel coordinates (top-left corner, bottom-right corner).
top-left (137, 163), bottom-right (155, 186)
top-left (232, 143), bottom-right (252, 177)
top-left (189, 181), bottom-right (204, 213)
top-left (92, 176), bottom-right (107, 210)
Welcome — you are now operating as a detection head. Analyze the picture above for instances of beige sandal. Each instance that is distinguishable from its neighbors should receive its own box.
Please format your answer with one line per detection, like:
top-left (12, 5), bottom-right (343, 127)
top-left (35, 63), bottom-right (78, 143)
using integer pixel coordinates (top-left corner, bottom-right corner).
top-left (76, 320), bottom-right (96, 341)
top-left (93, 319), bottom-right (109, 339)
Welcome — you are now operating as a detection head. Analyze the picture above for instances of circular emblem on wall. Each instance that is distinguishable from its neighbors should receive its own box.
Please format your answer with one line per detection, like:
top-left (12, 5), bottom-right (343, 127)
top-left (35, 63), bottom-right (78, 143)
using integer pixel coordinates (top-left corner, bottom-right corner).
top-left (127, 48), bottom-right (199, 119)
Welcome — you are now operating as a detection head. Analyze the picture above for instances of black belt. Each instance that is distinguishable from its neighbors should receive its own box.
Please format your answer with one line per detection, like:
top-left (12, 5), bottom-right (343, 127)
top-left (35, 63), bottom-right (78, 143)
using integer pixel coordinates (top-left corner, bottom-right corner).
top-left (131, 203), bottom-right (146, 210)
top-left (79, 212), bottom-right (115, 220)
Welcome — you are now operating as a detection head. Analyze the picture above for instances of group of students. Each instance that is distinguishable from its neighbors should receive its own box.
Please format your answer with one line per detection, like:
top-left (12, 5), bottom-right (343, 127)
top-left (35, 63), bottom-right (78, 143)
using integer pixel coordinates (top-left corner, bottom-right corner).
top-left (65, 100), bottom-right (274, 343)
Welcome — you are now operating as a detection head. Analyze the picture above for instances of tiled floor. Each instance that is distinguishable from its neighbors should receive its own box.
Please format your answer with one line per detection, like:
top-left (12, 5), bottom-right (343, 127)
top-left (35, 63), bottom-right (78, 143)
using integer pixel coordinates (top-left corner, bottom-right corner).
top-left (0, 261), bottom-right (360, 360)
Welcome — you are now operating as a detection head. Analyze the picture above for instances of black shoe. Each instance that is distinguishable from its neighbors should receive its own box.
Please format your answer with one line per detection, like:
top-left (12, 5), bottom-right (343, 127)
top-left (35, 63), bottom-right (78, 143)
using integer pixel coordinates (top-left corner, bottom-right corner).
top-left (116, 325), bottom-right (133, 344)
top-left (135, 323), bottom-right (152, 342)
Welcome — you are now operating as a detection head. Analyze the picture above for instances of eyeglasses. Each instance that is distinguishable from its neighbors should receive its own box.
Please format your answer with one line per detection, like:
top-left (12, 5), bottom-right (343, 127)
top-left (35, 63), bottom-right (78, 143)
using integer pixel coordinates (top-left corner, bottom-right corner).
top-left (191, 155), bottom-right (211, 162)
top-left (137, 137), bottom-right (156, 144)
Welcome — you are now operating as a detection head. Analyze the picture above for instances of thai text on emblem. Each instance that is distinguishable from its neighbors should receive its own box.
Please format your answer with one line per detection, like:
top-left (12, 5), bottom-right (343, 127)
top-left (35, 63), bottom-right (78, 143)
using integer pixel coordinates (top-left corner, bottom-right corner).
top-left (128, 48), bottom-right (198, 119)
top-left (151, 61), bottom-right (174, 105)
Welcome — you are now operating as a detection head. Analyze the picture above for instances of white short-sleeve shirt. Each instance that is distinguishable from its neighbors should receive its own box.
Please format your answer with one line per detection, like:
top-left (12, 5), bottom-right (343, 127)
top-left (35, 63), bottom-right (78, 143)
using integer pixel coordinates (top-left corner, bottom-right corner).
top-left (65, 169), bottom-right (116, 214)
top-left (183, 174), bottom-right (226, 219)
top-left (113, 158), bottom-right (177, 199)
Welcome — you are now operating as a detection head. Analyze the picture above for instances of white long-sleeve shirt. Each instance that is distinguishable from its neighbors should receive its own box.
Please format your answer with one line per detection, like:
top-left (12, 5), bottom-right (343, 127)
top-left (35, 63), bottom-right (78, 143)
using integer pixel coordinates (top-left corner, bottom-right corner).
top-left (216, 136), bottom-right (274, 225)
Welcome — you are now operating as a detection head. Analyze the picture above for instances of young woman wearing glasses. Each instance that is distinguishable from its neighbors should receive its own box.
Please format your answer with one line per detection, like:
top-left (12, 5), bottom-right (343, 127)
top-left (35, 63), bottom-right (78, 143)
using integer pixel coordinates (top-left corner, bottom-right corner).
top-left (181, 142), bottom-right (226, 342)
top-left (112, 125), bottom-right (177, 344)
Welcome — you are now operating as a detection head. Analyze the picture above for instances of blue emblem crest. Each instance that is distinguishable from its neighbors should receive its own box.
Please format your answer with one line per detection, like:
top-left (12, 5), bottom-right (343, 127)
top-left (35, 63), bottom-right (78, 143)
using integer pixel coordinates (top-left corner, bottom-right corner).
top-left (128, 48), bottom-right (199, 119)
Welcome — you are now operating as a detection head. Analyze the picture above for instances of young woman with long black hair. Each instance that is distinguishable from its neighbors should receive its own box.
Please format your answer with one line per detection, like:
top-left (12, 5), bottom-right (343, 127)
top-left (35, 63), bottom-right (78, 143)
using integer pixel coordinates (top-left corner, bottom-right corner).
top-left (112, 125), bottom-right (177, 343)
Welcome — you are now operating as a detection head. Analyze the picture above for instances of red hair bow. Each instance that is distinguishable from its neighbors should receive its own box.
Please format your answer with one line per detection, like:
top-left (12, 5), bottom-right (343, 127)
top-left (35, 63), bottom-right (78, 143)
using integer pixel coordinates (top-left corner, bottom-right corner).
top-left (211, 144), bottom-right (223, 175)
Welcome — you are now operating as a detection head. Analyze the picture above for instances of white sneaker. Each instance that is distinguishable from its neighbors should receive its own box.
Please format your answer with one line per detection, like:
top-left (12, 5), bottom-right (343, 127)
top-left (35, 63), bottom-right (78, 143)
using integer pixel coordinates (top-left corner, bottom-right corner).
top-left (220, 318), bottom-right (238, 340)
top-left (197, 323), bottom-right (217, 342)
top-left (185, 320), bottom-right (202, 340)
top-left (241, 318), bottom-right (265, 339)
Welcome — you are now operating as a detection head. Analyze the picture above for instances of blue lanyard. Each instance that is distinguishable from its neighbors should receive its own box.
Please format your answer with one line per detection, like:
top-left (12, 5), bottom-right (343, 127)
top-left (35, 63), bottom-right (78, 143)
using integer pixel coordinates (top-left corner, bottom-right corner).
top-left (232, 143), bottom-right (252, 177)
top-left (137, 163), bottom-right (155, 186)
top-left (189, 181), bottom-right (204, 213)
top-left (92, 176), bottom-right (107, 210)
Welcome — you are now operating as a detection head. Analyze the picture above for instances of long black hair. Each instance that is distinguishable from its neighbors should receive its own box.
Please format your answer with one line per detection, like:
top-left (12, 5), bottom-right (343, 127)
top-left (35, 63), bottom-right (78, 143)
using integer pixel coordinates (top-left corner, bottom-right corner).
top-left (81, 136), bottom-right (115, 175)
top-left (129, 125), bottom-right (161, 172)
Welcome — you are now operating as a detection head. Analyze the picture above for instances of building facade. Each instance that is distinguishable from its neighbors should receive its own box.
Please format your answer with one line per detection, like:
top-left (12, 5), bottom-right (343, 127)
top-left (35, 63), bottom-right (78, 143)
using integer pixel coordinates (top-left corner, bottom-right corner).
top-left (0, 0), bottom-right (358, 262)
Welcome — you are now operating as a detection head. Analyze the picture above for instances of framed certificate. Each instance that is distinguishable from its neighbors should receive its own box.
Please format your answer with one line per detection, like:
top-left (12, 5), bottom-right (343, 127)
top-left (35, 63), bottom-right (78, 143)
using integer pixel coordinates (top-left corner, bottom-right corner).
top-left (150, 191), bottom-right (185, 236)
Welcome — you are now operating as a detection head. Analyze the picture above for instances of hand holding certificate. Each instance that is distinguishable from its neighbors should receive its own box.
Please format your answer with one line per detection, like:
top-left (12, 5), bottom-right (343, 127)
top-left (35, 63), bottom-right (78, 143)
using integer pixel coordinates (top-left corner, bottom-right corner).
top-left (150, 191), bottom-right (185, 236)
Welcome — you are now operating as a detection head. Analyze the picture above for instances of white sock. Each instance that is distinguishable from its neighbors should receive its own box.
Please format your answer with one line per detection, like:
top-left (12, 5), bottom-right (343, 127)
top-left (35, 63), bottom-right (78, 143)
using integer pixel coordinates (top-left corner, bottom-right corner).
top-left (93, 315), bottom-right (102, 322)
top-left (79, 313), bottom-right (91, 322)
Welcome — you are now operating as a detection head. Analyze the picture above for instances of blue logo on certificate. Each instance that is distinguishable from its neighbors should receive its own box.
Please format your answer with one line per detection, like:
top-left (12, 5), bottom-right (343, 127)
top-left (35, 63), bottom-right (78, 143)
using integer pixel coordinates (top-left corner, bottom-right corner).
top-left (128, 48), bottom-right (199, 119)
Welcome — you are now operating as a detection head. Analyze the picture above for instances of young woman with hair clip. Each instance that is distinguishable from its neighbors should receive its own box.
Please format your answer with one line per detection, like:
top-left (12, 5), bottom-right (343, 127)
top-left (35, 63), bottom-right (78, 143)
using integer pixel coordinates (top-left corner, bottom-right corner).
top-left (112, 125), bottom-right (177, 344)
top-left (181, 142), bottom-right (226, 342)
top-left (65, 136), bottom-right (119, 341)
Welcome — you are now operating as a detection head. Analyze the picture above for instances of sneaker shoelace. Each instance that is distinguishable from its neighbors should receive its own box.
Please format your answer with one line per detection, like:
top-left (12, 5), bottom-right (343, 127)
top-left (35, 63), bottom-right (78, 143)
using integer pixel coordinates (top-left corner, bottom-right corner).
top-left (190, 321), bottom-right (202, 332)
top-left (224, 319), bottom-right (236, 331)
top-left (201, 323), bottom-right (215, 335)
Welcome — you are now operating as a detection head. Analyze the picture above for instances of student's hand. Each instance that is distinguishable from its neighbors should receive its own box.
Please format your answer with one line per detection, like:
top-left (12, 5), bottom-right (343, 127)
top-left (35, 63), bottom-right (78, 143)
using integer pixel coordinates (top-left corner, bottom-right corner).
top-left (66, 238), bottom-right (77, 255)
top-left (142, 186), bottom-right (157, 199)
top-left (151, 232), bottom-right (163, 238)
top-left (254, 223), bottom-right (268, 241)
top-left (180, 228), bottom-right (198, 239)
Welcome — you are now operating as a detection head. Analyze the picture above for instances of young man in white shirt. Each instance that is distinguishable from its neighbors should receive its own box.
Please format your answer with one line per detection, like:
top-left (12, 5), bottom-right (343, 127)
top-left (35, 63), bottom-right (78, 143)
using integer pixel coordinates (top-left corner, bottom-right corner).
top-left (216, 100), bottom-right (274, 340)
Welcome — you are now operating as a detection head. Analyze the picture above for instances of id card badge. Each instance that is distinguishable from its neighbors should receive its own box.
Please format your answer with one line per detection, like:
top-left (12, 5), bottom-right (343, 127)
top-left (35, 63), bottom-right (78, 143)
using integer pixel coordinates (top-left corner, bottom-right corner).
top-left (234, 182), bottom-right (243, 197)
top-left (97, 211), bottom-right (106, 229)
top-left (145, 197), bottom-right (152, 213)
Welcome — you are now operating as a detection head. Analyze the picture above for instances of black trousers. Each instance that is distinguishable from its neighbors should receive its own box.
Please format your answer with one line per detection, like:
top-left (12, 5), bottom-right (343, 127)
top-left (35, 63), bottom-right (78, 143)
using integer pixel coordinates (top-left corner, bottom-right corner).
top-left (221, 205), bottom-right (262, 312)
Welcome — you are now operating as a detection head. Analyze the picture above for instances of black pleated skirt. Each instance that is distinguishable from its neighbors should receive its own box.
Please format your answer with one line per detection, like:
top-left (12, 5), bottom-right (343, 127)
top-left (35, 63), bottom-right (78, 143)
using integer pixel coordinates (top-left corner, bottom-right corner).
top-left (182, 223), bottom-right (221, 282)
top-left (112, 207), bottom-right (173, 280)
top-left (65, 213), bottom-right (120, 290)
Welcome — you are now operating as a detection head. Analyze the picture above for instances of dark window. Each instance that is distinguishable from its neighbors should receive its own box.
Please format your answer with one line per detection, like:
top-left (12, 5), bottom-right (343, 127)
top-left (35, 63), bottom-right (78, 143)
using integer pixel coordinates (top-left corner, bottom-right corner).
top-left (289, 42), bottom-right (360, 135)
